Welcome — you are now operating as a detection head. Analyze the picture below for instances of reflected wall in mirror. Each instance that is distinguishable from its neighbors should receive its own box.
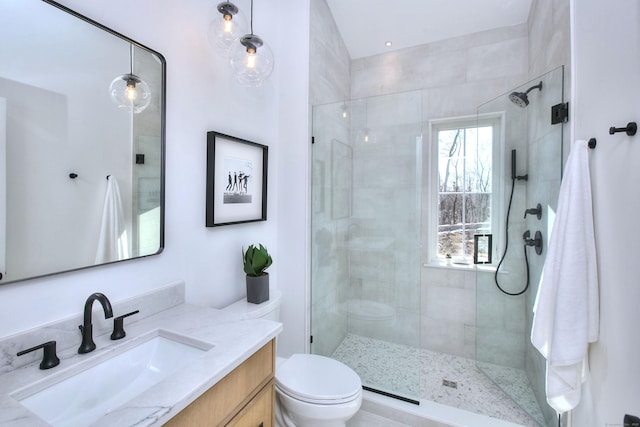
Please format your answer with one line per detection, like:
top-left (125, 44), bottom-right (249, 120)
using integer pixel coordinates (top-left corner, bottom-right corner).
top-left (0, 0), bottom-right (165, 284)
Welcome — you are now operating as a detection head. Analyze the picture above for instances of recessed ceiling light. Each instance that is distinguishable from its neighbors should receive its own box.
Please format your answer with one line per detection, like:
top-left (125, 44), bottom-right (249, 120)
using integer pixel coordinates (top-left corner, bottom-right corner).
top-left (385, 41), bottom-right (392, 47)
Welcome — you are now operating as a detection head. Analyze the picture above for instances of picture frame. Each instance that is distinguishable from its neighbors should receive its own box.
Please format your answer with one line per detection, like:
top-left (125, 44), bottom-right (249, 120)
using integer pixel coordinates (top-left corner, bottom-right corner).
top-left (206, 132), bottom-right (268, 227)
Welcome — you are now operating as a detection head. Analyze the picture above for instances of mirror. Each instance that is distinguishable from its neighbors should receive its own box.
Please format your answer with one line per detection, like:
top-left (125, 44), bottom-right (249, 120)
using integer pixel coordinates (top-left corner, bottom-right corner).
top-left (0, 0), bottom-right (165, 284)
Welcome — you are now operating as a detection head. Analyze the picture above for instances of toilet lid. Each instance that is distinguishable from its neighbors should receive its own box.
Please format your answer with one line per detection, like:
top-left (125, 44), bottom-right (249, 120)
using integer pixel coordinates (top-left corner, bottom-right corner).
top-left (276, 354), bottom-right (362, 404)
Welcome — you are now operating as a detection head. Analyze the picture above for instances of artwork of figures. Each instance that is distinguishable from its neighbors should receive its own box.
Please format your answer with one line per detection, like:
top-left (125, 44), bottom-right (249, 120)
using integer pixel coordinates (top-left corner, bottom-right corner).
top-left (206, 132), bottom-right (268, 227)
top-left (223, 156), bottom-right (253, 204)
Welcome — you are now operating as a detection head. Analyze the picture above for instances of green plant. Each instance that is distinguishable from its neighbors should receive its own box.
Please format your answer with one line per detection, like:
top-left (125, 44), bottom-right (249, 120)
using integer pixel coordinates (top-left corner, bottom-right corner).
top-left (242, 244), bottom-right (273, 277)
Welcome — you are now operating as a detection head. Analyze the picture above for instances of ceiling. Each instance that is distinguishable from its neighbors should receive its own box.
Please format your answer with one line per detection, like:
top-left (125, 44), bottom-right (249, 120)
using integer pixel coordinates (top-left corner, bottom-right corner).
top-left (325, 0), bottom-right (534, 59)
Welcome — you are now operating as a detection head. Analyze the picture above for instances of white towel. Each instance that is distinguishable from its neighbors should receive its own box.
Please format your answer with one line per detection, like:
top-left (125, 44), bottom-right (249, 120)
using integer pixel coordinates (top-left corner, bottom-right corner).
top-left (95, 175), bottom-right (129, 263)
top-left (531, 139), bottom-right (599, 413)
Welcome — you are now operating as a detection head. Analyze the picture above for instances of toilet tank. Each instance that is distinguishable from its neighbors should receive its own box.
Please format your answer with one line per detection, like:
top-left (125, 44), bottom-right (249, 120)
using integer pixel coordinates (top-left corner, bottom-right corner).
top-left (222, 290), bottom-right (281, 321)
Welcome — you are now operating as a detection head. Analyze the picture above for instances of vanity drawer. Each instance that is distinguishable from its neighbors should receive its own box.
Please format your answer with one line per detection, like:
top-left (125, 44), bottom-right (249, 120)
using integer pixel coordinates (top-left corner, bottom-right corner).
top-left (226, 379), bottom-right (274, 427)
top-left (165, 339), bottom-right (275, 426)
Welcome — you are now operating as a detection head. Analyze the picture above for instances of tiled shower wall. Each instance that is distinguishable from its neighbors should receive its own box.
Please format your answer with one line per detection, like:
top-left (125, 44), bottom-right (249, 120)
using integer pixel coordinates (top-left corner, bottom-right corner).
top-left (309, 0), bottom-right (350, 107)
top-left (351, 24), bottom-right (531, 360)
top-left (310, 0), bottom-right (533, 359)
top-left (309, 0), bottom-right (351, 357)
top-left (347, 91), bottom-right (422, 348)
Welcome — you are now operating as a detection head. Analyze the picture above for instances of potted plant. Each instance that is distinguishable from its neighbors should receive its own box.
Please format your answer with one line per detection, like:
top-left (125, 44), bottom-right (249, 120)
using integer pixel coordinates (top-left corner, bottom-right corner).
top-left (242, 244), bottom-right (272, 304)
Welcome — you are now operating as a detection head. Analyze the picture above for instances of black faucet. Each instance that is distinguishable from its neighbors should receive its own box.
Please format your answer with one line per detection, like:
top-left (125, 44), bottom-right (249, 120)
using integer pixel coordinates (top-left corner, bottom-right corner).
top-left (78, 293), bottom-right (113, 354)
top-left (524, 203), bottom-right (542, 220)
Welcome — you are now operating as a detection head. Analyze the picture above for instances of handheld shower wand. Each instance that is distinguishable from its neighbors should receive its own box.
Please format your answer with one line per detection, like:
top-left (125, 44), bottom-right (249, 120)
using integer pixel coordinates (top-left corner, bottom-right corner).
top-left (511, 149), bottom-right (528, 181)
top-left (495, 149), bottom-right (532, 296)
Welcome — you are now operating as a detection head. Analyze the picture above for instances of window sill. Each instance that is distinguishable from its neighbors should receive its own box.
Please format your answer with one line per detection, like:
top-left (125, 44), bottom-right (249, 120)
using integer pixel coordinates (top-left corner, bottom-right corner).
top-left (422, 261), bottom-right (498, 273)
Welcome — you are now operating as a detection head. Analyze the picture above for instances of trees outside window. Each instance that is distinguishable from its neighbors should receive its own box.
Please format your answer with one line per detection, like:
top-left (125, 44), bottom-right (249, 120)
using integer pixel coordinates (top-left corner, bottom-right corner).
top-left (434, 119), bottom-right (498, 263)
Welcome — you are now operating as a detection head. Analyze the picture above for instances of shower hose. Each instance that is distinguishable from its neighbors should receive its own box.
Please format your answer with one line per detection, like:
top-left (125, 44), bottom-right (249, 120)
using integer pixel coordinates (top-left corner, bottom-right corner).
top-left (494, 177), bottom-right (530, 296)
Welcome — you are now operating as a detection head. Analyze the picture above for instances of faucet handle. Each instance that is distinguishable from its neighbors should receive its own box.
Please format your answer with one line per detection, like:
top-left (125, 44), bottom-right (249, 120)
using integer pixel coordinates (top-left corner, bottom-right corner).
top-left (524, 203), bottom-right (542, 220)
top-left (17, 341), bottom-right (60, 370)
top-left (111, 310), bottom-right (139, 340)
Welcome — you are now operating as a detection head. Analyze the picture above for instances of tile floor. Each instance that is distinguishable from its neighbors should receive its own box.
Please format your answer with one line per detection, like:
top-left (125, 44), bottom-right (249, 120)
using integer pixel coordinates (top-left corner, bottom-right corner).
top-left (334, 334), bottom-right (545, 427)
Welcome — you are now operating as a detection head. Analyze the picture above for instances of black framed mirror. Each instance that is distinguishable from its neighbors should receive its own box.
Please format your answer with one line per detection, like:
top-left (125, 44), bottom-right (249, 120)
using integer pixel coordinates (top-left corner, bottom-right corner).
top-left (0, 0), bottom-right (166, 284)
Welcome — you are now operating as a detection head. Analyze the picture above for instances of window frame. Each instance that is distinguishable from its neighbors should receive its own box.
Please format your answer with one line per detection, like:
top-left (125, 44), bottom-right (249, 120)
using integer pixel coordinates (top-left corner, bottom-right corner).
top-left (428, 113), bottom-right (505, 266)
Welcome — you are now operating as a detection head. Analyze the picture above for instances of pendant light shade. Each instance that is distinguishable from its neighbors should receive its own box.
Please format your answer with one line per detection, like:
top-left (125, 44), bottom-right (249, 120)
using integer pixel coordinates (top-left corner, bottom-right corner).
top-left (357, 127), bottom-right (377, 144)
top-left (209, 1), bottom-right (247, 49)
top-left (230, 34), bottom-right (274, 87)
top-left (229, 0), bottom-right (274, 87)
top-left (340, 102), bottom-right (349, 119)
top-left (357, 100), bottom-right (376, 144)
top-left (109, 45), bottom-right (151, 113)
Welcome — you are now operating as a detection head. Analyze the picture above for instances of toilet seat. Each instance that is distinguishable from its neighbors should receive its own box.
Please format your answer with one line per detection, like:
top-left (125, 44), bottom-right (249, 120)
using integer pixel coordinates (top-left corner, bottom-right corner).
top-left (275, 354), bottom-right (362, 405)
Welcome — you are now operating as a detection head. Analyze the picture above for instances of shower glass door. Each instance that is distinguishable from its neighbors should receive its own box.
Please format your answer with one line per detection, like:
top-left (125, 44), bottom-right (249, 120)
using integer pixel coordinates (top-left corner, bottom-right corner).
top-left (311, 90), bottom-right (422, 402)
top-left (475, 66), bottom-right (565, 427)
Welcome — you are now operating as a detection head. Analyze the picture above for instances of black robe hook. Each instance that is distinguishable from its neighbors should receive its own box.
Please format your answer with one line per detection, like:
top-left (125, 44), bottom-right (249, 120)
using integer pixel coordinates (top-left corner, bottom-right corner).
top-left (609, 122), bottom-right (637, 136)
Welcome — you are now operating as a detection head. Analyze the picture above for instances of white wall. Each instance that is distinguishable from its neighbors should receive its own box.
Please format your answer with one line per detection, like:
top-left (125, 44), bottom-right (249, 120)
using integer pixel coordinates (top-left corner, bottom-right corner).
top-left (275, 0), bottom-right (311, 357)
top-left (0, 0), bottom-right (311, 361)
top-left (571, 0), bottom-right (640, 425)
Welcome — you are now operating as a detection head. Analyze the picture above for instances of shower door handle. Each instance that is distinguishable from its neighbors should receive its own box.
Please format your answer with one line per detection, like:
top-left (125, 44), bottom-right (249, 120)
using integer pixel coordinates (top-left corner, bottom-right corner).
top-left (473, 234), bottom-right (493, 265)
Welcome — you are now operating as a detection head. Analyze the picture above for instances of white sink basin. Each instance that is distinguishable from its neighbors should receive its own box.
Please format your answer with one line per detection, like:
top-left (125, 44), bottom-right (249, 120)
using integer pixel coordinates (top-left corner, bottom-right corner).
top-left (12, 330), bottom-right (213, 427)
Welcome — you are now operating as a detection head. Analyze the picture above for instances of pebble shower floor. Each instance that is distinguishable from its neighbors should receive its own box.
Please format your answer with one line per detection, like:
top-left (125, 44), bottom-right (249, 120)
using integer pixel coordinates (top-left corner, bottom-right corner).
top-left (332, 334), bottom-right (546, 427)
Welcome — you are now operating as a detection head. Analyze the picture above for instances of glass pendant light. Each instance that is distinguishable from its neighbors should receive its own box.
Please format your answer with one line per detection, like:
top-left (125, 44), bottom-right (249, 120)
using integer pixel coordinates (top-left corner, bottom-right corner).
top-left (208, 1), bottom-right (247, 50)
top-left (229, 0), bottom-right (274, 87)
top-left (109, 44), bottom-right (151, 114)
top-left (357, 100), bottom-right (376, 144)
top-left (340, 102), bottom-right (349, 119)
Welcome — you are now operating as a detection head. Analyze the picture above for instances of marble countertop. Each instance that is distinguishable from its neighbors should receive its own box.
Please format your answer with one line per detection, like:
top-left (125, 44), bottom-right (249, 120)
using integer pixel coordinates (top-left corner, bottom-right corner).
top-left (0, 303), bottom-right (282, 426)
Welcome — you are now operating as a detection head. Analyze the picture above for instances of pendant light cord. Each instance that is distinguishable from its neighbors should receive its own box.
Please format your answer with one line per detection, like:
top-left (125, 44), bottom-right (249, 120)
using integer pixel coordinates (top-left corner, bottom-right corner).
top-left (129, 44), bottom-right (133, 75)
top-left (249, 0), bottom-right (254, 35)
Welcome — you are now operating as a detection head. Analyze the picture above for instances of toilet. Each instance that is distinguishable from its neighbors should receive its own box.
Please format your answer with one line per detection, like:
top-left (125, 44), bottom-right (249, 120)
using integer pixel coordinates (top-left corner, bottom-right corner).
top-left (223, 290), bottom-right (362, 427)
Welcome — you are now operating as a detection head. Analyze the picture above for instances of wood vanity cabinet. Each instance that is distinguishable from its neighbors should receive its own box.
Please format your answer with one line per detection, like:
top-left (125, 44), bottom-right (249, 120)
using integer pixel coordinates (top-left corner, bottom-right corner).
top-left (165, 339), bottom-right (275, 427)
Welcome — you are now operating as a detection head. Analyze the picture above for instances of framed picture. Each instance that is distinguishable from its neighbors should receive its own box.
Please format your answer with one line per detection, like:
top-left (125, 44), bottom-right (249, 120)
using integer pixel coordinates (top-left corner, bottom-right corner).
top-left (206, 132), bottom-right (268, 227)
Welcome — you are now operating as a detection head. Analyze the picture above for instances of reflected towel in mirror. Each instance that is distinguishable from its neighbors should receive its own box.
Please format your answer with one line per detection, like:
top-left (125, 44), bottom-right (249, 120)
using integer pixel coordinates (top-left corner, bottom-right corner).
top-left (95, 175), bottom-right (129, 263)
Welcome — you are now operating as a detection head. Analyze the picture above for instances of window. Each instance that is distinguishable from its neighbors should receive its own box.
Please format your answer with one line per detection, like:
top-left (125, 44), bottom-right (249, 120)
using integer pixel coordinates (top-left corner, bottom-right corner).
top-left (431, 116), bottom-right (501, 264)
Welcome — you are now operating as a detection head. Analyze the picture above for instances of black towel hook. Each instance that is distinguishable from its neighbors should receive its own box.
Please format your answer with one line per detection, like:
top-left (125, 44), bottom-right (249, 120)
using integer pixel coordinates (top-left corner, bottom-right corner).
top-left (609, 122), bottom-right (637, 136)
top-left (69, 173), bottom-right (78, 179)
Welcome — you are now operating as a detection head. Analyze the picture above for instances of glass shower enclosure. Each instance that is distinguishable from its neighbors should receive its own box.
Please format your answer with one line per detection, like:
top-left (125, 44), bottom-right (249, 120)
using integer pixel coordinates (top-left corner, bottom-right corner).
top-left (311, 90), bottom-right (423, 401)
top-left (311, 66), bottom-right (564, 427)
top-left (475, 66), bottom-right (565, 427)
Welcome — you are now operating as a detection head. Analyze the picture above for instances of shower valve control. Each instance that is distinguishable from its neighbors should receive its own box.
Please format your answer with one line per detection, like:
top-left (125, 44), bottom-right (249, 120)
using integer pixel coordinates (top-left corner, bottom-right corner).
top-left (523, 230), bottom-right (543, 255)
top-left (524, 203), bottom-right (542, 220)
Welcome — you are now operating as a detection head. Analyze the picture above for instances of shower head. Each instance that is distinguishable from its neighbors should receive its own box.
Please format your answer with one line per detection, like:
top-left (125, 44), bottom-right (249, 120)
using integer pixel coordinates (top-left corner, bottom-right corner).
top-left (508, 81), bottom-right (543, 108)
